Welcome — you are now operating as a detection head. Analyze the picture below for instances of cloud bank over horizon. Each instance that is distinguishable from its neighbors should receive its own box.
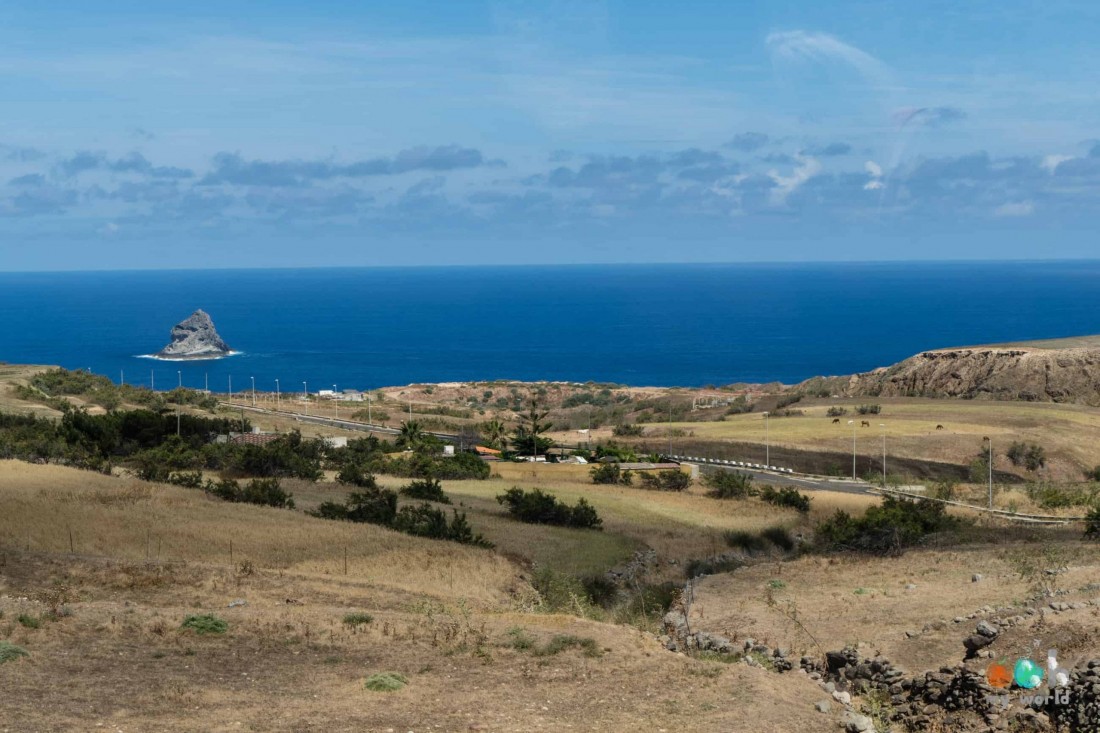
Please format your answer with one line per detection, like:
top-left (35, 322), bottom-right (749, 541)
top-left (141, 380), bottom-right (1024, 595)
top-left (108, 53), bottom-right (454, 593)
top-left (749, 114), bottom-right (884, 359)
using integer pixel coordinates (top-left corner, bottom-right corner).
top-left (1, 2), bottom-right (1099, 269)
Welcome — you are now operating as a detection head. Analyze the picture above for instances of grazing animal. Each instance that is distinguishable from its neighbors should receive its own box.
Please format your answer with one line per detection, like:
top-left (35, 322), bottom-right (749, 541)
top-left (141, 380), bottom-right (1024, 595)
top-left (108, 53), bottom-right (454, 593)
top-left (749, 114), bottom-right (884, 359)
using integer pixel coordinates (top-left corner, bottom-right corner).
top-left (936, 424), bottom-right (944, 430)
top-left (832, 418), bottom-right (841, 424)
top-left (861, 420), bottom-right (871, 428)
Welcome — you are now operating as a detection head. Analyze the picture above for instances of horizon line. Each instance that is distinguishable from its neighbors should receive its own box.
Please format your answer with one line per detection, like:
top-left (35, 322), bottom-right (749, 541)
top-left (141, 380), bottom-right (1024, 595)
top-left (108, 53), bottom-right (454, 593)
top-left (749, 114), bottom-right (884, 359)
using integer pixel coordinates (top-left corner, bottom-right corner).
top-left (4, 257), bottom-right (1100, 276)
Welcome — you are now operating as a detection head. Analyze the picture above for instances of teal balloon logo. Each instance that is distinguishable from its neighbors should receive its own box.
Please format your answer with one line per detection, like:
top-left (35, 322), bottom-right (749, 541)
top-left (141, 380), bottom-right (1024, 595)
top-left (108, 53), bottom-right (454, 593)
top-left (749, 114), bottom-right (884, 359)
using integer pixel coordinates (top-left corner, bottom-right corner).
top-left (1014, 658), bottom-right (1044, 689)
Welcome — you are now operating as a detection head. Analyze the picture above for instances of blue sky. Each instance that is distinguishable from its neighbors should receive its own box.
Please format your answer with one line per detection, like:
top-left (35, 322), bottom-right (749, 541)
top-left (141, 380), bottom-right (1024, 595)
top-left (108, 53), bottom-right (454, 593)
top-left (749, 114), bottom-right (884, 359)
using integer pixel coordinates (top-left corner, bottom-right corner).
top-left (2, 0), bottom-right (1099, 270)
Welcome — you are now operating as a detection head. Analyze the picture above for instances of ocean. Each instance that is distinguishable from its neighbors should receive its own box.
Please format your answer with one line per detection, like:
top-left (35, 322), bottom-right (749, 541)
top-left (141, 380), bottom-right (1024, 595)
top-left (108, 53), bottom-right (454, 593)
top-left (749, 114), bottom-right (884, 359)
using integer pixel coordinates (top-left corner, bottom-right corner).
top-left (0, 262), bottom-right (1098, 392)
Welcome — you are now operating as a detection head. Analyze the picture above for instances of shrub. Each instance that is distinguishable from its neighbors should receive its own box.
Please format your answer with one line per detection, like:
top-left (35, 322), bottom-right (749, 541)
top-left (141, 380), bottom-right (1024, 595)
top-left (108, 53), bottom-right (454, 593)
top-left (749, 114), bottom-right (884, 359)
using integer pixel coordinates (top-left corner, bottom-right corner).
top-left (180, 614), bottom-right (227, 635)
top-left (496, 487), bottom-right (603, 530)
top-left (725, 530), bottom-right (770, 554)
top-left (399, 478), bottom-right (451, 504)
top-left (535, 634), bottom-right (602, 658)
top-left (704, 471), bottom-right (753, 499)
top-left (826, 406), bottom-right (848, 417)
top-left (686, 557), bottom-right (742, 578)
top-left (856, 404), bottom-right (882, 415)
top-left (343, 488), bottom-right (398, 525)
top-left (342, 612), bottom-right (373, 627)
top-left (612, 423), bottom-right (644, 437)
top-left (589, 462), bottom-right (633, 485)
top-left (17, 614), bottom-right (40, 629)
top-left (336, 463), bottom-right (378, 488)
top-left (505, 627), bottom-right (537, 651)
top-left (1026, 483), bottom-right (1098, 509)
top-left (638, 470), bottom-right (691, 491)
top-left (760, 526), bottom-right (797, 552)
top-left (1085, 506), bottom-right (1100, 541)
top-left (759, 485), bottom-right (811, 513)
top-left (205, 477), bottom-right (295, 509)
top-left (364, 672), bottom-right (407, 692)
top-left (814, 496), bottom-right (960, 555)
top-left (311, 489), bottom-right (491, 547)
top-left (1007, 442), bottom-right (1047, 471)
top-left (0, 641), bottom-right (29, 664)
top-left (527, 566), bottom-right (598, 616)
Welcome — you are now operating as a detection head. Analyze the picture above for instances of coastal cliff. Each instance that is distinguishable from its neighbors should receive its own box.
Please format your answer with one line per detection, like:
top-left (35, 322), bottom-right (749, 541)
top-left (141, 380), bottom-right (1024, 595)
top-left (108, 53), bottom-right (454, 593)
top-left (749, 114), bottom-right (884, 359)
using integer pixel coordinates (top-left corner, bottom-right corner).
top-left (155, 309), bottom-right (231, 359)
top-left (801, 343), bottom-right (1100, 404)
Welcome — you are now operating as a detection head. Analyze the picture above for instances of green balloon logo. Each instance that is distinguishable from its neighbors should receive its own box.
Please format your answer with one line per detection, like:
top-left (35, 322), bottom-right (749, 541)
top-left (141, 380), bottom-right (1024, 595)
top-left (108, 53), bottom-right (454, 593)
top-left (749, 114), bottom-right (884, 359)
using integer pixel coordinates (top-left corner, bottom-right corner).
top-left (1014, 658), bottom-right (1044, 689)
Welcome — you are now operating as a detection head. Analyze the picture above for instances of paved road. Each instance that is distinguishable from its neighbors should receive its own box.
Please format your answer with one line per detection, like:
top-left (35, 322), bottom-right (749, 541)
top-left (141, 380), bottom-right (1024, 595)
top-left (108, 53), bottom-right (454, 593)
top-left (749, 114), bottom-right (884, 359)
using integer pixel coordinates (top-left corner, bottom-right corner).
top-left (223, 401), bottom-right (873, 494)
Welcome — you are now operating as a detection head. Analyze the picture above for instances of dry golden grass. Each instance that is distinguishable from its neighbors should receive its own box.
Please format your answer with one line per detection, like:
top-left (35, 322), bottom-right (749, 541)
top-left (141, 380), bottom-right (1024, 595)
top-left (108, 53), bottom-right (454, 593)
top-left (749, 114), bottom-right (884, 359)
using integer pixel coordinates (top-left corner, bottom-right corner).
top-left (0, 461), bottom-right (517, 604)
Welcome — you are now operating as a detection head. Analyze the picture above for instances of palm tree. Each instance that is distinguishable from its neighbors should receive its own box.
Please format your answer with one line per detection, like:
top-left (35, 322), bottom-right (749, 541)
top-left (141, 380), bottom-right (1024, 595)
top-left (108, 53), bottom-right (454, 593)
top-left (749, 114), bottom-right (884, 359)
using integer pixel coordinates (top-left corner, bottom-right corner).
top-left (396, 420), bottom-right (425, 451)
top-left (482, 419), bottom-right (509, 451)
top-left (512, 398), bottom-right (552, 457)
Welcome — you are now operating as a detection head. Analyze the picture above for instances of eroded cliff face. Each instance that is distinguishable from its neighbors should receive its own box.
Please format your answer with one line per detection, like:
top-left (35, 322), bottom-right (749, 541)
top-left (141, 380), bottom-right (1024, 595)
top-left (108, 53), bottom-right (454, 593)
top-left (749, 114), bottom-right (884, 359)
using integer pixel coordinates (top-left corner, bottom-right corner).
top-left (834, 347), bottom-right (1100, 403)
top-left (155, 309), bottom-right (231, 358)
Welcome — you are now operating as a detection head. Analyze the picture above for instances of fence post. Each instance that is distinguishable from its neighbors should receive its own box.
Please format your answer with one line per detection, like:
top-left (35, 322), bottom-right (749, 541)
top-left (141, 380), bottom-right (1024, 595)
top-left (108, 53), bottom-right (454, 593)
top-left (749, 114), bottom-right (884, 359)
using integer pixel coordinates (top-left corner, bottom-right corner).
top-left (69, 529), bottom-right (74, 554)
top-left (344, 546), bottom-right (348, 575)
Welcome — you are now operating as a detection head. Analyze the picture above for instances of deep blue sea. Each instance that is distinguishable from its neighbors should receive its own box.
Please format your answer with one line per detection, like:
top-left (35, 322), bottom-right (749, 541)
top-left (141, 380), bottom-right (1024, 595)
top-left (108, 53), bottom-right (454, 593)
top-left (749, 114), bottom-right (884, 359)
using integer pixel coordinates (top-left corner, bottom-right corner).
top-left (1, 262), bottom-right (1098, 391)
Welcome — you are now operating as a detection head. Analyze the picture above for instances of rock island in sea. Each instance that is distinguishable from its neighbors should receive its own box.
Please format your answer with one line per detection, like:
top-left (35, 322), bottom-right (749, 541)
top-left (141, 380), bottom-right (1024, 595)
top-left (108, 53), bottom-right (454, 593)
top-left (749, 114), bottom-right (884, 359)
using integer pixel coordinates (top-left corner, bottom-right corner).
top-left (154, 309), bottom-right (232, 359)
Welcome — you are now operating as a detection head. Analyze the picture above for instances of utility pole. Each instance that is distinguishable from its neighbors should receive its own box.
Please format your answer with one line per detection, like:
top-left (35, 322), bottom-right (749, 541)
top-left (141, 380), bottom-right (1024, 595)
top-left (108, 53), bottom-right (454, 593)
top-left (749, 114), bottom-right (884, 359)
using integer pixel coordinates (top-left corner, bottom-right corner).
top-left (848, 420), bottom-right (856, 480)
top-left (763, 411), bottom-right (770, 467)
top-left (880, 423), bottom-right (887, 486)
top-left (985, 436), bottom-right (993, 510)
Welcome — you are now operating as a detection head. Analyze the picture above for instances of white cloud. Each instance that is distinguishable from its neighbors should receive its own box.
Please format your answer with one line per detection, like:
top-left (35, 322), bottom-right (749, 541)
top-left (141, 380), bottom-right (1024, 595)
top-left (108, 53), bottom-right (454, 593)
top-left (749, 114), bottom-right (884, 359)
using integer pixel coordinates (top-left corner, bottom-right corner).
top-left (993, 201), bottom-right (1034, 217)
top-left (864, 160), bottom-right (883, 178)
top-left (98, 221), bottom-right (120, 235)
top-left (765, 30), bottom-right (892, 85)
top-left (863, 180), bottom-right (884, 191)
top-left (1041, 154), bottom-right (1073, 174)
top-left (768, 154), bottom-right (821, 203)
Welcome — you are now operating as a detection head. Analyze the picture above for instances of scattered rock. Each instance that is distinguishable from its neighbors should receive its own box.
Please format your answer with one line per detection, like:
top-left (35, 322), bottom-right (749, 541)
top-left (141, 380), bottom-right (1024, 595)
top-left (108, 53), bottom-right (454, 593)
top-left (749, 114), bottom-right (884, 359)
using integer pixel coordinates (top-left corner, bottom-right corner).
top-left (815, 700), bottom-right (832, 714)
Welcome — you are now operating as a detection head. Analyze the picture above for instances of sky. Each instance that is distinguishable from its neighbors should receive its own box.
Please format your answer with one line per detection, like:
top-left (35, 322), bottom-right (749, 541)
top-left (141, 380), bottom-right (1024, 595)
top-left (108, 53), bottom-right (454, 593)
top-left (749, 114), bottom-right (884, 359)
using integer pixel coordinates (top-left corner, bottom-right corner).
top-left (2, 0), bottom-right (1099, 270)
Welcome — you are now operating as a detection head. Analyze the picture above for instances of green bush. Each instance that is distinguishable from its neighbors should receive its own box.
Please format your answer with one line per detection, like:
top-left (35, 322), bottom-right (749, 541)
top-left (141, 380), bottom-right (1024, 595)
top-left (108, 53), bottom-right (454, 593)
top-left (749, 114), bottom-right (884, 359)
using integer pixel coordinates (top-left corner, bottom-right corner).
top-left (17, 614), bottom-right (40, 629)
top-left (497, 487), bottom-right (603, 530)
top-left (759, 485), bottom-right (811, 513)
top-left (336, 463), bottom-right (378, 488)
top-left (638, 470), bottom-right (691, 491)
top-left (856, 404), bottom-right (881, 415)
top-left (814, 496), bottom-right (960, 555)
top-left (589, 462), bottom-right (633, 485)
top-left (167, 470), bottom-right (204, 488)
top-left (342, 612), bottom-right (374, 627)
top-left (686, 556), bottom-right (742, 578)
top-left (1007, 442), bottom-right (1047, 471)
top-left (704, 471), bottom-right (753, 499)
top-left (826, 406), bottom-right (847, 417)
top-left (205, 477), bottom-right (295, 509)
top-left (0, 641), bottom-right (29, 664)
top-left (1085, 506), bottom-right (1100, 541)
top-left (180, 614), bottom-right (227, 635)
top-left (724, 530), bottom-right (770, 554)
top-left (760, 526), bottom-right (797, 552)
top-left (399, 478), bottom-right (451, 504)
top-left (612, 423), bottom-right (644, 437)
top-left (311, 489), bottom-right (491, 548)
top-left (535, 634), bottom-right (602, 658)
top-left (364, 672), bottom-right (407, 692)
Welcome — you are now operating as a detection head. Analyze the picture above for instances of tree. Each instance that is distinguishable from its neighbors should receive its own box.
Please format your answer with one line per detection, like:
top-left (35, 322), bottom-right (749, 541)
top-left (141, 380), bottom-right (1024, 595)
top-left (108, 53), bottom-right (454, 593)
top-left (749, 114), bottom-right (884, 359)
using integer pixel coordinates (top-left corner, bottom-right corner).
top-left (481, 419), bottom-right (509, 451)
top-left (512, 398), bottom-right (553, 456)
top-left (396, 420), bottom-right (426, 451)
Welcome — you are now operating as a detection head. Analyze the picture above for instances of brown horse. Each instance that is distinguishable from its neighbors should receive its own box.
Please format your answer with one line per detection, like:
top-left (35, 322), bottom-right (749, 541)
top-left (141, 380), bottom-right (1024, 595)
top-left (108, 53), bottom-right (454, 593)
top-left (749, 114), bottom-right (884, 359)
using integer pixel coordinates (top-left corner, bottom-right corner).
top-left (936, 424), bottom-right (944, 430)
top-left (832, 418), bottom-right (841, 424)
top-left (861, 420), bottom-right (871, 427)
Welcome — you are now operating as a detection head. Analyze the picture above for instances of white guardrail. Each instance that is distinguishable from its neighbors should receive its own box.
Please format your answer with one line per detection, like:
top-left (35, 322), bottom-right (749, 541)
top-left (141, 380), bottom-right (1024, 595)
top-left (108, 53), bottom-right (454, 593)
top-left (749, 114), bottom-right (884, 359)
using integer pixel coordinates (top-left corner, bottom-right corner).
top-left (667, 454), bottom-right (796, 475)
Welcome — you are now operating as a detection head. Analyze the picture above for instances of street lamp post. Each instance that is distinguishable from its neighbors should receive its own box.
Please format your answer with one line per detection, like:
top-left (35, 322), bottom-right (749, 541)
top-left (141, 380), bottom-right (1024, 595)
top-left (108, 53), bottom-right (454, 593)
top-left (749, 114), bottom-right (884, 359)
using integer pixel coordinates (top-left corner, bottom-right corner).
top-left (250, 376), bottom-right (256, 407)
top-left (177, 370), bottom-right (182, 389)
top-left (667, 402), bottom-right (673, 457)
top-left (275, 379), bottom-right (280, 409)
top-left (367, 394), bottom-right (372, 425)
top-left (303, 382), bottom-right (308, 416)
top-left (985, 436), bottom-right (993, 510)
top-left (333, 385), bottom-right (338, 420)
top-left (847, 420), bottom-right (856, 480)
top-left (763, 411), bottom-right (770, 468)
top-left (880, 423), bottom-right (887, 486)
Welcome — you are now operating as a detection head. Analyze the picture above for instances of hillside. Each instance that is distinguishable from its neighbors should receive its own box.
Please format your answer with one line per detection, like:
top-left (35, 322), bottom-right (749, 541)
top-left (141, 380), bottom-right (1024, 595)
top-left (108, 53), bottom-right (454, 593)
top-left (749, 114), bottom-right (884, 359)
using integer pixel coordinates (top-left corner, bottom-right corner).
top-left (802, 336), bottom-right (1100, 405)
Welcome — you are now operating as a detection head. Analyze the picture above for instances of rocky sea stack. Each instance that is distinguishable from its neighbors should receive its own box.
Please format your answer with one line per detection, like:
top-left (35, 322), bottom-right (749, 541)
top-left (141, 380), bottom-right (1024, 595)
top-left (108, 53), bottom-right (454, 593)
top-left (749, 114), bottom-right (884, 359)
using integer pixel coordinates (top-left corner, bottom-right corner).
top-left (155, 309), bottom-right (231, 359)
